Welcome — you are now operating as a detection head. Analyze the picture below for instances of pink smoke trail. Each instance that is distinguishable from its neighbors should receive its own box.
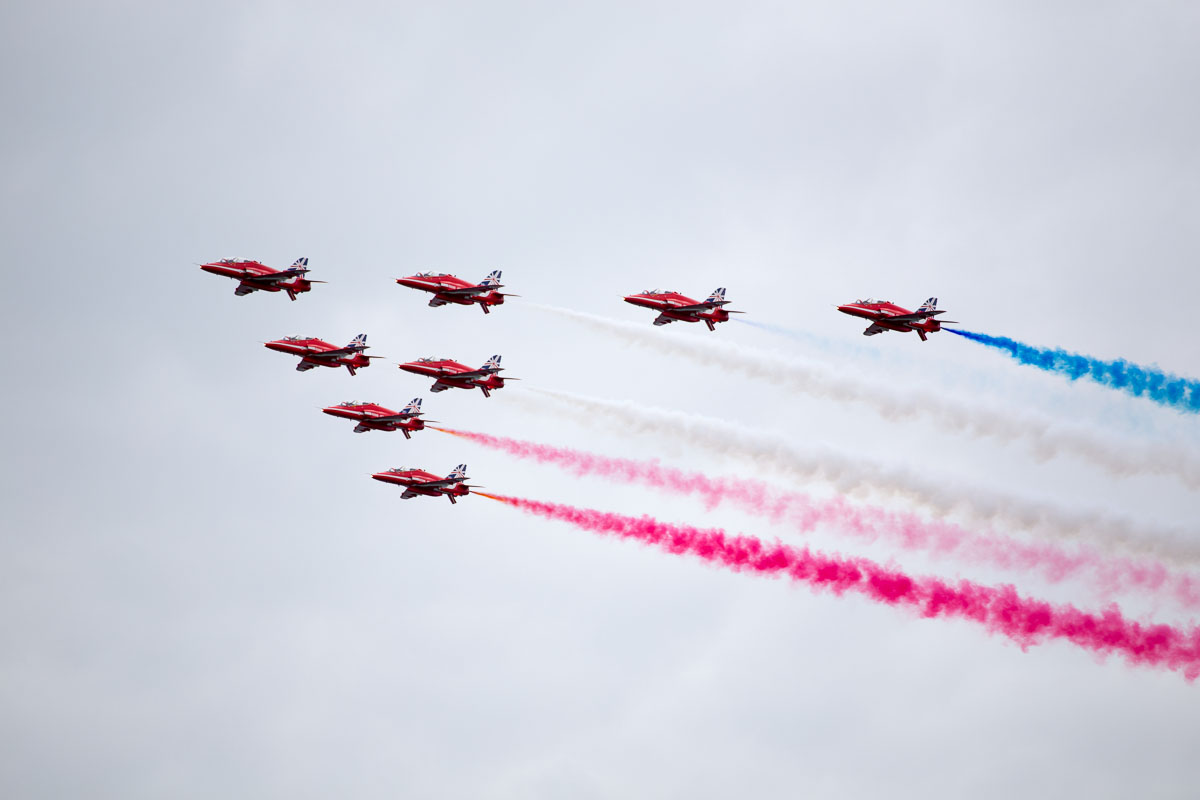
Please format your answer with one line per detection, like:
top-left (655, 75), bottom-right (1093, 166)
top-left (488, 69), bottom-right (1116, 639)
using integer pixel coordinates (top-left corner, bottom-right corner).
top-left (440, 428), bottom-right (1200, 611)
top-left (478, 493), bottom-right (1200, 680)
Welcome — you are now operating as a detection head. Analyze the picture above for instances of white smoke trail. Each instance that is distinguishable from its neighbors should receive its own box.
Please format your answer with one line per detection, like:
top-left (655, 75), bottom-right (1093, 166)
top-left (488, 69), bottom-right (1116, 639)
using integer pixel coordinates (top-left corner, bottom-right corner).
top-left (530, 304), bottom-right (1200, 490)
top-left (734, 317), bottom-right (1200, 449)
top-left (511, 387), bottom-right (1200, 566)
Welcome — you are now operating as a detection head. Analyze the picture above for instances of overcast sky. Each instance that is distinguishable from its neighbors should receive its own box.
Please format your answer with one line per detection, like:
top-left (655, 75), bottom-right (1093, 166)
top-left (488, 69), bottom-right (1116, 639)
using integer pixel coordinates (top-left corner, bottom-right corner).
top-left (2, 2), bottom-right (1199, 798)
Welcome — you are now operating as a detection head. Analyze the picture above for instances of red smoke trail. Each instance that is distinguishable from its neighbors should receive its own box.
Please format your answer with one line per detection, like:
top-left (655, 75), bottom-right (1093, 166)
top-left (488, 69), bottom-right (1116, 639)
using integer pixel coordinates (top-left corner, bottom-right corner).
top-left (487, 494), bottom-right (1200, 679)
top-left (434, 428), bottom-right (1200, 610)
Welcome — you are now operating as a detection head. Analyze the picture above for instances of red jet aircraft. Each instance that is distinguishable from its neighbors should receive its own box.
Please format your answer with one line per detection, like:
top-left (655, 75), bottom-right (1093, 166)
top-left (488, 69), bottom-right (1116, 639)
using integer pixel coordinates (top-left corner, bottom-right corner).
top-left (397, 354), bottom-right (514, 397)
top-left (623, 287), bottom-right (742, 331)
top-left (836, 297), bottom-right (957, 341)
top-left (396, 270), bottom-right (516, 314)
top-left (371, 464), bottom-right (476, 503)
top-left (265, 333), bottom-right (379, 375)
top-left (322, 398), bottom-right (431, 438)
top-left (200, 257), bottom-right (323, 300)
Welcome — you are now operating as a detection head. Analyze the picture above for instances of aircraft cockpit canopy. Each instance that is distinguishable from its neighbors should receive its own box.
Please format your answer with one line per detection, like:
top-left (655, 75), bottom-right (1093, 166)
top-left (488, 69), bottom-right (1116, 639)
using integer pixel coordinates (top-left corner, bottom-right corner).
top-left (641, 289), bottom-right (677, 295)
top-left (339, 400), bottom-right (362, 407)
top-left (415, 356), bottom-right (449, 363)
top-left (415, 271), bottom-right (451, 277)
top-left (282, 335), bottom-right (315, 341)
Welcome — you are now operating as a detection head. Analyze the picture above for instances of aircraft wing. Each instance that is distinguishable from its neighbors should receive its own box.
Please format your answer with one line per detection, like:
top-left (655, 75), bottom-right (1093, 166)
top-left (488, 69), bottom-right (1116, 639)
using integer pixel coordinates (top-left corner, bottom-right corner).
top-left (305, 347), bottom-right (357, 359)
top-left (882, 309), bottom-right (945, 323)
top-left (652, 313), bottom-right (676, 326)
top-left (438, 285), bottom-right (496, 296)
top-left (365, 413), bottom-right (416, 423)
top-left (670, 302), bottom-right (726, 312)
top-left (418, 478), bottom-right (462, 489)
top-left (444, 368), bottom-right (493, 380)
top-left (234, 285), bottom-right (258, 296)
top-left (297, 360), bottom-right (320, 371)
top-left (244, 271), bottom-right (302, 284)
top-left (863, 323), bottom-right (886, 336)
top-left (400, 489), bottom-right (420, 500)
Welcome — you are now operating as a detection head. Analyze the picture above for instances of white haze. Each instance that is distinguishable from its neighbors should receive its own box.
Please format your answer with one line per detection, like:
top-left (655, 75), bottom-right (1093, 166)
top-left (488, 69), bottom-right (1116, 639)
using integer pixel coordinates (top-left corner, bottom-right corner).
top-left (533, 304), bottom-right (1200, 490)
top-left (520, 388), bottom-right (1200, 567)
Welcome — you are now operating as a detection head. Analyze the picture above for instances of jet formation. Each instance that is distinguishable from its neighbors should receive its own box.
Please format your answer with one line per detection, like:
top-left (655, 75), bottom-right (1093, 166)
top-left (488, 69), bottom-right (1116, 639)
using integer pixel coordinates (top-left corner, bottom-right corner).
top-left (203, 256), bottom-right (961, 505)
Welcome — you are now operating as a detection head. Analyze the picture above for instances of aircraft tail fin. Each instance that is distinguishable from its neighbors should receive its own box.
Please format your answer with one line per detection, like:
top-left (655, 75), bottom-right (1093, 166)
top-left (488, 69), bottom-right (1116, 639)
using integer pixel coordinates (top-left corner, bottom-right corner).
top-left (705, 287), bottom-right (727, 306)
top-left (481, 354), bottom-right (502, 372)
top-left (346, 333), bottom-right (368, 351)
top-left (480, 269), bottom-right (502, 287)
top-left (446, 463), bottom-right (468, 482)
top-left (401, 397), bottom-right (423, 416)
top-left (917, 297), bottom-right (938, 314)
top-left (288, 257), bottom-right (309, 274)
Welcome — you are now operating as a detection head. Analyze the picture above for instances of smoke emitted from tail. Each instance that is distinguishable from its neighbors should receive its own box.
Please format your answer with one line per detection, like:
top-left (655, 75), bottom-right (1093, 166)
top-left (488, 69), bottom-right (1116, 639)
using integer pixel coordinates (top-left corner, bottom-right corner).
top-left (515, 389), bottom-right (1200, 567)
top-left (949, 329), bottom-right (1200, 414)
top-left (490, 495), bottom-right (1200, 680)
top-left (530, 304), bottom-right (1200, 489)
top-left (437, 427), bottom-right (1200, 609)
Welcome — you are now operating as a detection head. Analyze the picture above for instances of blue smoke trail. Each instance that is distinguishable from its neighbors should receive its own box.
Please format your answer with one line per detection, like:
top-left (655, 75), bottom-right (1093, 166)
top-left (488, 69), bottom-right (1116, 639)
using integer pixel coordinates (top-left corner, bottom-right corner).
top-left (947, 329), bottom-right (1200, 414)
